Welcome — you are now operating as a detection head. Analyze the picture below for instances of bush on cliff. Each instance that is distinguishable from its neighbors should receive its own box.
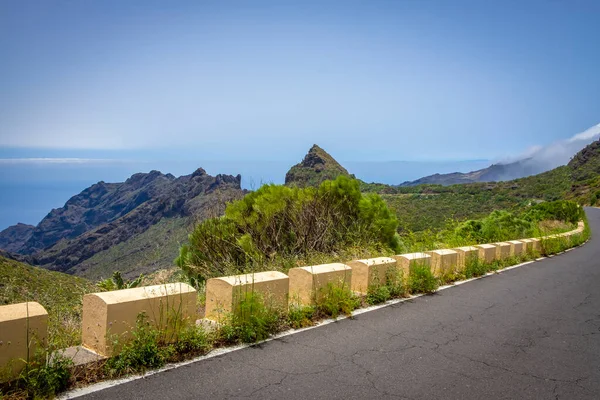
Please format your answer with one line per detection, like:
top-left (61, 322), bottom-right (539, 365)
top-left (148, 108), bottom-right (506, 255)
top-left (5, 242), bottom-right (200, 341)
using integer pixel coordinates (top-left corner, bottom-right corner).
top-left (177, 176), bottom-right (400, 284)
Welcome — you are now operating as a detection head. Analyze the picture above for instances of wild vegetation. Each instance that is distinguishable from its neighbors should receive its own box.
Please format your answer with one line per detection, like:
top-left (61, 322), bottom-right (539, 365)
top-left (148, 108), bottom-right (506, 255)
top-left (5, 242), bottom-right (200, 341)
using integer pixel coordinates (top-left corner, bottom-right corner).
top-left (177, 176), bottom-right (400, 285)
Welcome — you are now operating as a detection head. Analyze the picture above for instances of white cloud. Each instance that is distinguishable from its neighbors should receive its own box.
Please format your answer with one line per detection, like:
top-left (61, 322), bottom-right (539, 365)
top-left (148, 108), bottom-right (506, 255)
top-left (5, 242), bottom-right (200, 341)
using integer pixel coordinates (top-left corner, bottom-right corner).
top-left (567, 123), bottom-right (600, 143)
top-left (504, 122), bottom-right (600, 169)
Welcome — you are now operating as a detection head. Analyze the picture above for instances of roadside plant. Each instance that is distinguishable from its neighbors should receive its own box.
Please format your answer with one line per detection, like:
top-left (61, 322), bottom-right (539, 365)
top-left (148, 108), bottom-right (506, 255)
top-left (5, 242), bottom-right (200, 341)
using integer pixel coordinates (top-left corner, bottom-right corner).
top-left (218, 292), bottom-right (281, 344)
top-left (408, 264), bottom-right (438, 294)
top-left (104, 313), bottom-right (173, 377)
top-left (287, 305), bottom-right (316, 329)
top-left (98, 271), bottom-right (144, 292)
top-left (316, 282), bottom-right (360, 318)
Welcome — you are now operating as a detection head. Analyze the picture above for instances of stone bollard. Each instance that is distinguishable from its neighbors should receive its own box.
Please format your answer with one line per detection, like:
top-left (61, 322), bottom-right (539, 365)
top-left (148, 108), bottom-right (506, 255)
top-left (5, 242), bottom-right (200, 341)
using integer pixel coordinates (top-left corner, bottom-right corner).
top-left (347, 257), bottom-right (398, 294)
top-left (82, 283), bottom-right (197, 357)
top-left (205, 271), bottom-right (289, 321)
top-left (475, 244), bottom-right (497, 264)
top-left (425, 249), bottom-right (458, 277)
top-left (288, 263), bottom-right (352, 306)
top-left (493, 242), bottom-right (511, 260)
top-left (392, 253), bottom-right (432, 277)
top-left (0, 302), bottom-right (48, 381)
top-left (507, 240), bottom-right (525, 257)
top-left (453, 246), bottom-right (480, 271)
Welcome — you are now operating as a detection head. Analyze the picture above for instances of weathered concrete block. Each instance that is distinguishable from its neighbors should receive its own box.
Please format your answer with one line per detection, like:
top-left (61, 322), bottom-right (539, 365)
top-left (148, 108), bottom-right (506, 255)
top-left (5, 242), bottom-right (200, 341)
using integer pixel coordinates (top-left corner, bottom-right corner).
top-left (529, 238), bottom-right (541, 253)
top-left (476, 244), bottom-right (497, 263)
top-left (347, 257), bottom-right (397, 294)
top-left (288, 263), bottom-right (352, 305)
top-left (507, 240), bottom-right (525, 256)
top-left (205, 271), bottom-right (289, 321)
top-left (0, 302), bottom-right (48, 381)
top-left (82, 283), bottom-right (197, 357)
top-left (453, 246), bottom-right (480, 270)
top-left (392, 253), bottom-right (431, 276)
top-left (493, 242), bottom-right (511, 260)
top-left (519, 239), bottom-right (534, 254)
top-left (426, 249), bottom-right (458, 276)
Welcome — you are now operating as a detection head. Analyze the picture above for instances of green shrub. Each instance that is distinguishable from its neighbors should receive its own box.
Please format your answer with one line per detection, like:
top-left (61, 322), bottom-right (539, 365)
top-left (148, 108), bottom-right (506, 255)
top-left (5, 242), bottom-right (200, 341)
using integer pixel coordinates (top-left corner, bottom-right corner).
top-left (105, 313), bottom-right (173, 377)
top-left (408, 264), bottom-right (438, 294)
top-left (366, 284), bottom-right (391, 305)
top-left (15, 350), bottom-right (73, 399)
top-left (385, 268), bottom-right (408, 298)
top-left (316, 283), bottom-right (360, 319)
top-left (218, 292), bottom-right (281, 344)
top-left (464, 257), bottom-right (489, 278)
top-left (524, 200), bottom-right (584, 224)
top-left (455, 210), bottom-right (534, 244)
top-left (177, 176), bottom-right (400, 283)
top-left (171, 324), bottom-right (210, 356)
top-left (287, 305), bottom-right (316, 329)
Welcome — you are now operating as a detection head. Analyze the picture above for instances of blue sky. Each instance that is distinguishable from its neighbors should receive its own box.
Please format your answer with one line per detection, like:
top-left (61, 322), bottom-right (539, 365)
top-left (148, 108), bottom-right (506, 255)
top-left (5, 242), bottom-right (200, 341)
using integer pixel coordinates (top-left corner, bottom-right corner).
top-left (1, 0), bottom-right (599, 162)
top-left (1, 1), bottom-right (600, 229)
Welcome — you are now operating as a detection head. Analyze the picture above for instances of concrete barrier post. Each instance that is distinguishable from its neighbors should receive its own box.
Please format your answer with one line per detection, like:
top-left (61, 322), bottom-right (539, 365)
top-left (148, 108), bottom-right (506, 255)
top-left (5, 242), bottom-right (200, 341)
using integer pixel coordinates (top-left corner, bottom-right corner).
top-left (205, 271), bottom-right (289, 321)
top-left (453, 246), bottom-right (479, 271)
top-left (425, 249), bottom-right (458, 276)
top-left (0, 302), bottom-right (48, 381)
top-left (288, 263), bottom-right (352, 306)
top-left (519, 239), bottom-right (534, 254)
top-left (82, 283), bottom-right (197, 357)
top-left (529, 238), bottom-right (541, 253)
top-left (347, 257), bottom-right (397, 294)
top-left (493, 242), bottom-right (511, 260)
top-left (392, 253), bottom-right (432, 277)
top-left (475, 244), bottom-right (497, 264)
top-left (507, 240), bottom-right (525, 257)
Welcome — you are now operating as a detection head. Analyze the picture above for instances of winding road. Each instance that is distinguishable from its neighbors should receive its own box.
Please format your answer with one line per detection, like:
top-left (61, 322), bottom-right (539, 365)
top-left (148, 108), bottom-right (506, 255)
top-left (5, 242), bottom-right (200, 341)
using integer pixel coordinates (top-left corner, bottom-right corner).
top-left (72, 208), bottom-right (600, 399)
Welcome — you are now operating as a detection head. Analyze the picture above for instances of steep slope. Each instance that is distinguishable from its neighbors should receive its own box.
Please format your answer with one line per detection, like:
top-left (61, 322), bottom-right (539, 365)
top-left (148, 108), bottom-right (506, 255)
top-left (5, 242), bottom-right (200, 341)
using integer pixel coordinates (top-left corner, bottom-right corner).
top-left (285, 144), bottom-right (353, 187)
top-left (0, 223), bottom-right (34, 252)
top-left (17, 170), bottom-right (177, 254)
top-left (400, 158), bottom-right (548, 187)
top-left (30, 168), bottom-right (244, 277)
top-left (0, 254), bottom-right (95, 309)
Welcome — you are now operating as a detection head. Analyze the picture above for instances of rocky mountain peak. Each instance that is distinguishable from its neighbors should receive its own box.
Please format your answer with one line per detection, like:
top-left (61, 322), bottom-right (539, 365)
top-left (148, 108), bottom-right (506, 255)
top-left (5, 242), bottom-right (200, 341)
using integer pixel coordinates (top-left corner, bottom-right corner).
top-left (285, 145), bottom-right (352, 187)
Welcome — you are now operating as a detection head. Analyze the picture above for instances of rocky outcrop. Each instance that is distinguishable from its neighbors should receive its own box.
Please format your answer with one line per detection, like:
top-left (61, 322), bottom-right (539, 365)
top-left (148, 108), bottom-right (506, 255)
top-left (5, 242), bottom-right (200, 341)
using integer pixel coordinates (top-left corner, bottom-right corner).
top-left (285, 145), bottom-right (353, 187)
top-left (28, 168), bottom-right (244, 274)
top-left (0, 223), bottom-right (34, 253)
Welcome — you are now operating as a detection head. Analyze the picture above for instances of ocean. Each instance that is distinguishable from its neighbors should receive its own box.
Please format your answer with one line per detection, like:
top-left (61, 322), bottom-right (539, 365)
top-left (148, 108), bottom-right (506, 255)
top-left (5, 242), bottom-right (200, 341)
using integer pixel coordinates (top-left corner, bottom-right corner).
top-left (0, 159), bottom-right (490, 231)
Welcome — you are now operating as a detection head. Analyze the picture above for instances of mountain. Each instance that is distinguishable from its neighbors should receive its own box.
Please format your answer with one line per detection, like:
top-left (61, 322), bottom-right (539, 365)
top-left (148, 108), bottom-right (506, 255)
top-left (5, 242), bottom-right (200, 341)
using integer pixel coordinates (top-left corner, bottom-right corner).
top-left (0, 223), bottom-right (34, 253)
top-left (285, 144), bottom-right (354, 187)
top-left (0, 168), bottom-right (245, 279)
top-left (399, 157), bottom-right (549, 187)
top-left (492, 138), bottom-right (600, 203)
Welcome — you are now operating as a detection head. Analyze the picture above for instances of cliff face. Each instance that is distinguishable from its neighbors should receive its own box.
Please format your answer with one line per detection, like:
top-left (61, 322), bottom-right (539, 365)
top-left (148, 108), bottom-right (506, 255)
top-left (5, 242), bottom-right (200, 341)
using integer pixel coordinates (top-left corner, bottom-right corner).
top-left (0, 168), bottom-right (245, 278)
top-left (285, 145), bottom-right (354, 187)
top-left (19, 170), bottom-right (177, 254)
top-left (0, 223), bottom-right (34, 253)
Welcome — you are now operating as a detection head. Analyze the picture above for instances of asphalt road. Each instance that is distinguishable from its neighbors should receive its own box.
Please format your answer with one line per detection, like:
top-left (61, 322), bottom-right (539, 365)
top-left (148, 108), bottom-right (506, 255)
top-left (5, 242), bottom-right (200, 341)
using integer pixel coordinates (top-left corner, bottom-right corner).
top-left (77, 208), bottom-right (600, 400)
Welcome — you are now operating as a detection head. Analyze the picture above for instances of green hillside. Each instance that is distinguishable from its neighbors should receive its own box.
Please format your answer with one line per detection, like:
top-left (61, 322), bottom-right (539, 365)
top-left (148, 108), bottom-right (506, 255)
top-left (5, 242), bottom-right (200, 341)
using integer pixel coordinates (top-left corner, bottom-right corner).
top-left (0, 256), bottom-right (97, 348)
top-left (73, 217), bottom-right (190, 280)
top-left (364, 139), bottom-right (600, 232)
